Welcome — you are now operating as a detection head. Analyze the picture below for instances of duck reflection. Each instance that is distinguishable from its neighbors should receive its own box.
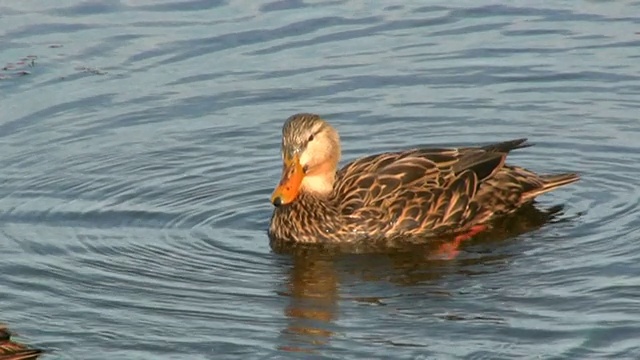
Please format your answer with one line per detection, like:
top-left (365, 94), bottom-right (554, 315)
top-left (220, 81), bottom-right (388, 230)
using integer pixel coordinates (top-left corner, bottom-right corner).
top-left (277, 251), bottom-right (339, 353)
top-left (272, 203), bottom-right (566, 354)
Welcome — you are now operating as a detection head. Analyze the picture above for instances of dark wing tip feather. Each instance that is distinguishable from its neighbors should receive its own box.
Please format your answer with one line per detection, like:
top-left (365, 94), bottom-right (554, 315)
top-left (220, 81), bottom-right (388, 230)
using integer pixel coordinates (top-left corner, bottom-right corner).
top-left (482, 138), bottom-right (533, 153)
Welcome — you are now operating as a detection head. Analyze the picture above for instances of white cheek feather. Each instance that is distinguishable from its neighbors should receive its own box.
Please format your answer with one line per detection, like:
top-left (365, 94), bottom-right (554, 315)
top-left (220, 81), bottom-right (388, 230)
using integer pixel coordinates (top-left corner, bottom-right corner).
top-left (299, 149), bottom-right (311, 167)
top-left (299, 138), bottom-right (326, 167)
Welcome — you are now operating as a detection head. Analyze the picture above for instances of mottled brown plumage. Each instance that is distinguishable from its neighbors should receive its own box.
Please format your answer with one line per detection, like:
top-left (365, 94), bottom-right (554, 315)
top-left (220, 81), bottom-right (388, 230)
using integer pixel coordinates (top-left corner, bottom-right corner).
top-left (269, 113), bottom-right (579, 244)
top-left (0, 325), bottom-right (42, 360)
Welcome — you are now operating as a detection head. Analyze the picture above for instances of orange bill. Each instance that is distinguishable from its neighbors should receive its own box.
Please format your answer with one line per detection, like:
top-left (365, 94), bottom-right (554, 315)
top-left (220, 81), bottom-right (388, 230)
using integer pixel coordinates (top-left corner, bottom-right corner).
top-left (271, 153), bottom-right (304, 206)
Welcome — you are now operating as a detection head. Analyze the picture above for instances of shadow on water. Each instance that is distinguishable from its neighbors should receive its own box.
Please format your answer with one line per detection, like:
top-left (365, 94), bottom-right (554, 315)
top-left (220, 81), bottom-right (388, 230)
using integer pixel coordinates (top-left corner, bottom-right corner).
top-left (271, 203), bottom-right (570, 354)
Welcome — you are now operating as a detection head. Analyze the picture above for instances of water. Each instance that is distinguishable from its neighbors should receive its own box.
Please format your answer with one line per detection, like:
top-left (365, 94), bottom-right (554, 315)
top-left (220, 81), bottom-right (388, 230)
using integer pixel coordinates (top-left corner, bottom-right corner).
top-left (1, 1), bottom-right (639, 359)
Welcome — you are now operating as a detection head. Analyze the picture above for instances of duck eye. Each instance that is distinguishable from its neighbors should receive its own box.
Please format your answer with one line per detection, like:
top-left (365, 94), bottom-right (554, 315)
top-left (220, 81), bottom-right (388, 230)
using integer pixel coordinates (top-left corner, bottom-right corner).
top-left (308, 134), bottom-right (314, 142)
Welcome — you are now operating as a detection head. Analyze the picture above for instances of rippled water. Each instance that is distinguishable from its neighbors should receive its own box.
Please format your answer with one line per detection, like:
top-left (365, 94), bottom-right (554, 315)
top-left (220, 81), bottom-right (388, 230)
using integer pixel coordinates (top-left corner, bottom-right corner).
top-left (1, 1), bottom-right (640, 359)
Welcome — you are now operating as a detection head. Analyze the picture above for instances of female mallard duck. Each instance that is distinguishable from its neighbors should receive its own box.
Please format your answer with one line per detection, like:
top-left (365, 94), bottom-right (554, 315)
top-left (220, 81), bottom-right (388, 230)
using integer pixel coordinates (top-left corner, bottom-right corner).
top-left (269, 113), bottom-right (579, 244)
top-left (0, 324), bottom-right (43, 359)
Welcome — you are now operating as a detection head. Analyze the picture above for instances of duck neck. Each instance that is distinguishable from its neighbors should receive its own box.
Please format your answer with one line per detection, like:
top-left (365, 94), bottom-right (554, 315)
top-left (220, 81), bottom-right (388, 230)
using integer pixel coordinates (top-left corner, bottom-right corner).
top-left (300, 160), bottom-right (337, 198)
top-left (300, 172), bottom-right (335, 198)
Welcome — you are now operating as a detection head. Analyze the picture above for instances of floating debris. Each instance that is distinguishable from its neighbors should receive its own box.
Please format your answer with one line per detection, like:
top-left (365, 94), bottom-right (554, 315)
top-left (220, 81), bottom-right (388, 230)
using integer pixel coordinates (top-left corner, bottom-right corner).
top-left (74, 65), bottom-right (108, 75)
top-left (1, 54), bottom-right (36, 80)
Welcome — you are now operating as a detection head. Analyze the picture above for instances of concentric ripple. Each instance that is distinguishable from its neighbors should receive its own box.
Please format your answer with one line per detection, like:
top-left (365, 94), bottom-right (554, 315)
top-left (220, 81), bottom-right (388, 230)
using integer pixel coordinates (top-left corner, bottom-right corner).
top-left (1, 1), bottom-right (640, 359)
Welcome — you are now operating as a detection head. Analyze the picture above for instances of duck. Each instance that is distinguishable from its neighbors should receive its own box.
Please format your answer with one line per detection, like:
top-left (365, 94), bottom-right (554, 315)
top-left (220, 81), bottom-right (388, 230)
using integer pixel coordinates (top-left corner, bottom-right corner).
top-left (0, 324), bottom-right (43, 360)
top-left (268, 113), bottom-right (579, 245)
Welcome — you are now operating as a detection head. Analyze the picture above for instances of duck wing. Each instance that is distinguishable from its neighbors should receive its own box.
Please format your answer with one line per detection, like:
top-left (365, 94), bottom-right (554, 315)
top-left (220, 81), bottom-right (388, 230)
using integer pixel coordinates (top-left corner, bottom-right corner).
top-left (333, 138), bottom-right (550, 236)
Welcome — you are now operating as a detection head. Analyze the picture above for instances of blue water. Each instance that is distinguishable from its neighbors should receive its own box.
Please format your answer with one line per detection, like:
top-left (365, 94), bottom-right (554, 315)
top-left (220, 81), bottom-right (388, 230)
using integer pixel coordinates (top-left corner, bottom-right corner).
top-left (1, 1), bottom-right (640, 359)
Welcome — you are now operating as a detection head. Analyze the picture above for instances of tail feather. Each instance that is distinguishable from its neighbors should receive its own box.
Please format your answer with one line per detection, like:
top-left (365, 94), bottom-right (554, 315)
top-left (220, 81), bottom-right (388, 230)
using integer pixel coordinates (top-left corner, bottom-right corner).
top-left (522, 173), bottom-right (580, 202)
